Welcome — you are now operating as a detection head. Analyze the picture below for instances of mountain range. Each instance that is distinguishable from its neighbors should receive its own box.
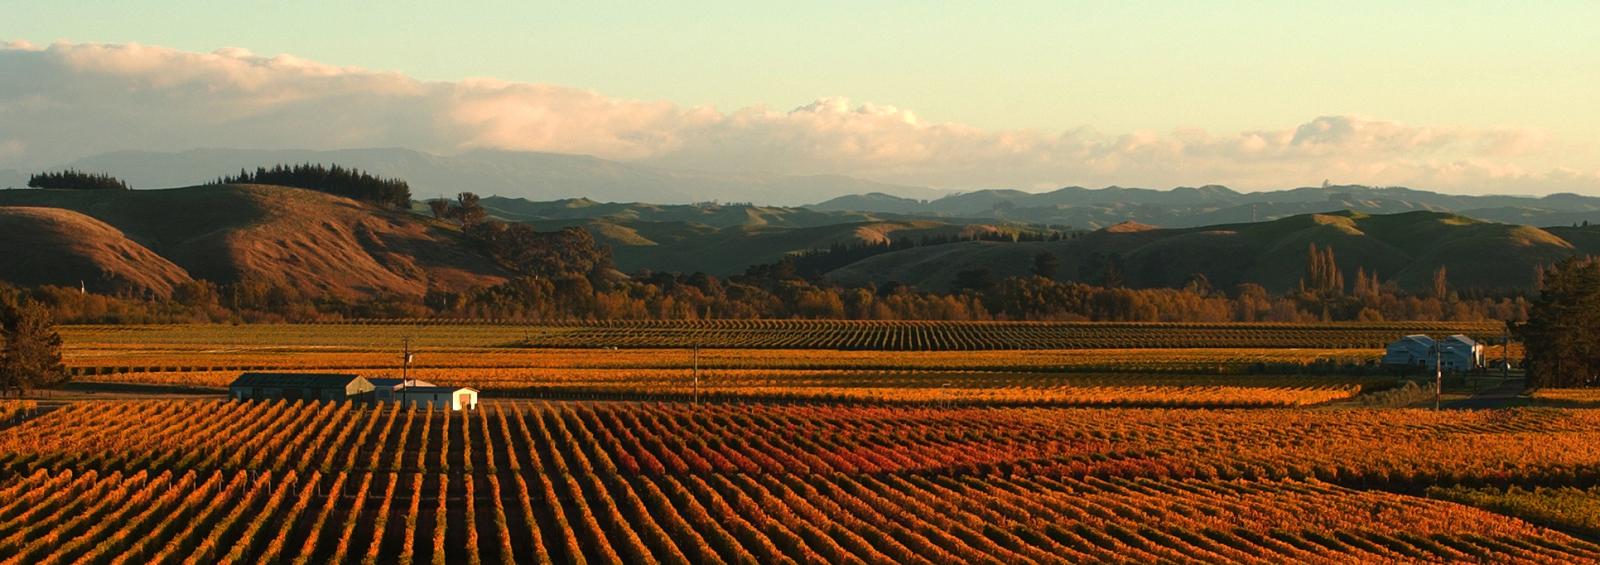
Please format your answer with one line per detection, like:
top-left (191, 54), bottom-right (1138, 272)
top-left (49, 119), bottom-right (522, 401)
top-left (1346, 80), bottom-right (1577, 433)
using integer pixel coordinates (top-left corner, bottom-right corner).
top-left (20, 148), bottom-right (941, 206)
top-left (13, 147), bottom-right (1599, 228)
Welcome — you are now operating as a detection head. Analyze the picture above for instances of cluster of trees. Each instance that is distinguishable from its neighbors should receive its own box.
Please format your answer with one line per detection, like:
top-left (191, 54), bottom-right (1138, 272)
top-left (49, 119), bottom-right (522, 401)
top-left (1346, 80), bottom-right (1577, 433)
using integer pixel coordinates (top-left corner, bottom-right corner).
top-left (430, 192), bottom-right (612, 279)
top-left (28, 170), bottom-right (130, 190)
top-left (0, 291), bottom-right (67, 396)
top-left (214, 164), bottom-right (411, 208)
top-left (1521, 257), bottom-right (1600, 388)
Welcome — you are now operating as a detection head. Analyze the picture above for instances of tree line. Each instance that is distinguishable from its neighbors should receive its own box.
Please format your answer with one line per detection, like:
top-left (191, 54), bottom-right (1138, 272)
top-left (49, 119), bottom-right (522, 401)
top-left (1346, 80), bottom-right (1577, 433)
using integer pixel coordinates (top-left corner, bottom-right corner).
top-left (27, 170), bottom-right (130, 190)
top-left (213, 163), bottom-right (411, 208)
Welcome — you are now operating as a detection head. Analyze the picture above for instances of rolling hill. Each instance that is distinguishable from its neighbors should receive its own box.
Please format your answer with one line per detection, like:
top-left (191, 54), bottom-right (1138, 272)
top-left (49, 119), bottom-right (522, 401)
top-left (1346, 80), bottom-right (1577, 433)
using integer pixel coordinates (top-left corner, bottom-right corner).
top-left (827, 210), bottom-right (1599, 293)
top-left (479, 196), bottom-right (1016, 274)
top-left (0, 184), bottom-right (509, 298)
top-left (810, 184), bottom-right (1600, 229)
top-left (0, 206), bottom-right (191, 296)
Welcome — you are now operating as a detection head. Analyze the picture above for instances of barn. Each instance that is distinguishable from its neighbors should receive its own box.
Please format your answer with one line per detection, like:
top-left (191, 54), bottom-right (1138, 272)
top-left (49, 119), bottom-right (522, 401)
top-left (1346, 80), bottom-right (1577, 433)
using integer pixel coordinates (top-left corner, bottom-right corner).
top-left (395, 386), bottom-right (479, 410)
top-left (229, 373), bottom-right (375, 402)
top-left (1382, 334), bottom-right (1483, 372)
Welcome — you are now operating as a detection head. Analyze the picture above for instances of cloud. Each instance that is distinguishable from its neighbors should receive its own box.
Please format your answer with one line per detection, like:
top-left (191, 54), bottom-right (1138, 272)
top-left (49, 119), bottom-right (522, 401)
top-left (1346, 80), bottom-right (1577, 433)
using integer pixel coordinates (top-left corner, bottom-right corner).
top-left (0, 41), bottom-right (1594, 194)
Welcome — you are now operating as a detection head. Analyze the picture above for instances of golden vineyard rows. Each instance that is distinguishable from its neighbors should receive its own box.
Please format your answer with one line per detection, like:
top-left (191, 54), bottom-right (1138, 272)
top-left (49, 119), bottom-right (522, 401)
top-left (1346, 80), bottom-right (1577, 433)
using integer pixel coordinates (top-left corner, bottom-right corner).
top-left (0, 400), bottom-right (1597, 563)
top-left (61, 320), bottom-right (1506, 350)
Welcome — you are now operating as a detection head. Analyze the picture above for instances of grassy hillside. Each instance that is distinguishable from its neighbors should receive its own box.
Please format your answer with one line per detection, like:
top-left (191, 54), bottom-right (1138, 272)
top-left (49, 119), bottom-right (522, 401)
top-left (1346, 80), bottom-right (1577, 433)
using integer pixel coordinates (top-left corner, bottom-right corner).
top-left (0, 185), bottom-right (509, 298)
top-left (828, 210), bottom-right (1595, 292)
top-left (0, 206), bottom-right (192, 296)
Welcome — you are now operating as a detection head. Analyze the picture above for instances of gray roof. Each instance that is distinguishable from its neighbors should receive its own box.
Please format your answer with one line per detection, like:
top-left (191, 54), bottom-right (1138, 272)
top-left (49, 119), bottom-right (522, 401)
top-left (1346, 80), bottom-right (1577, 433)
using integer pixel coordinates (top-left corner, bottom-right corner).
top-left (398, 386), bottom-right (477, 394)
top-left (368, 378), bottom-right (437, 389)
top-left (231, 373), bottom-right (367, 389)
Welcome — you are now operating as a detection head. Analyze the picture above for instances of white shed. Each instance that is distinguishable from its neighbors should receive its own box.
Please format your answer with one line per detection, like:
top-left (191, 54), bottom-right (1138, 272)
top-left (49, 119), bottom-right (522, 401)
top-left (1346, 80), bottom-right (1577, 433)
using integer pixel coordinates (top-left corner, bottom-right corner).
top-left (396, 386), bottom-right (478, 410)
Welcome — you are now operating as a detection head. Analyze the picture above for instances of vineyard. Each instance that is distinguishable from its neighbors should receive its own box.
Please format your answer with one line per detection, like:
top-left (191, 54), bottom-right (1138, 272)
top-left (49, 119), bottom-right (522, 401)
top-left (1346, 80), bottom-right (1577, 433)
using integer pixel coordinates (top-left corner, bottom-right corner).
top-left (61, 319), bottom-right (1506, 350)
top-left (0, 400), bottom-right (1597, 563)
top-left (54, 323), bottom-right (1460, 408)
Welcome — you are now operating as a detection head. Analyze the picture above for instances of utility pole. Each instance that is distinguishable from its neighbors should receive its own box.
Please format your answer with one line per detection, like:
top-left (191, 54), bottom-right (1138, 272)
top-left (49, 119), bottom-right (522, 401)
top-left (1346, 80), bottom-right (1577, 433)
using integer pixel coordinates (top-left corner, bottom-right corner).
top-left (692, 344), bottom-right (700, 407)
top-left (1502, 325), bottom-right (1511, 379)
top-left (1440, 334), bottom-right (1452, 409)
top-left (401, 337), bottom-right (415, 388)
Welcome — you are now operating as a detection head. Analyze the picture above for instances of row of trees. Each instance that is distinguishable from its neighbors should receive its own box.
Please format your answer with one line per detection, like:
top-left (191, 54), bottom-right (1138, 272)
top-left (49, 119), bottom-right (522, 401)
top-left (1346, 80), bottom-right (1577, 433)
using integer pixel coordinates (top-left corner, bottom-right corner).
top-left (27, 170), bottom-right (130, 190)
top-left (214, 164), bottom-right (411, 208)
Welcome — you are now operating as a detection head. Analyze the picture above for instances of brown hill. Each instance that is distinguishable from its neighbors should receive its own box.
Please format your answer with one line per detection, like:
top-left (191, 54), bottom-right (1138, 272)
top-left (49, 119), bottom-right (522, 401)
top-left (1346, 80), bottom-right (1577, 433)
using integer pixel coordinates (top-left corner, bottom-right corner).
top-left (0, 185), bottom-right (509, 298)
top-left (0, 206), bottom-right (192, 296)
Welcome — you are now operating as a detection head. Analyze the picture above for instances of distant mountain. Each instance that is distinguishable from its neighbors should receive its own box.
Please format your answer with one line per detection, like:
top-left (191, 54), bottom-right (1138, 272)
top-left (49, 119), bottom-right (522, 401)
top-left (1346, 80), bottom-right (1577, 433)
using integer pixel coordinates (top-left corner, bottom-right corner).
top-left (827, 210), bottom-right (1598, 292)
top-left (809, 184), bottom-right (1600, 228)
top-left (55, 148), bottom-right (944, 206)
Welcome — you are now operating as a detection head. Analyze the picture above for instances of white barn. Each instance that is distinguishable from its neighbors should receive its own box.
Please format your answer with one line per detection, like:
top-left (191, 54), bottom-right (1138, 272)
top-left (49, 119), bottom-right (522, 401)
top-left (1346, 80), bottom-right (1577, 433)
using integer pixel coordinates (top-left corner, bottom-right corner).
top-left (396, 386), bottom-right (478, 411)
top-left (1382, 334), bottom-right (1483, 372)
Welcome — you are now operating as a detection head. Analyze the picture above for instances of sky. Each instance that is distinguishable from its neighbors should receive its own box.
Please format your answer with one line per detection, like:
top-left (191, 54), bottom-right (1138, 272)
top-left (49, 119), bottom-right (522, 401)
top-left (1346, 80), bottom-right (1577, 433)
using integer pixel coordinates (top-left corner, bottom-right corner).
top-left (2, 1), bottom-right (1598, 194)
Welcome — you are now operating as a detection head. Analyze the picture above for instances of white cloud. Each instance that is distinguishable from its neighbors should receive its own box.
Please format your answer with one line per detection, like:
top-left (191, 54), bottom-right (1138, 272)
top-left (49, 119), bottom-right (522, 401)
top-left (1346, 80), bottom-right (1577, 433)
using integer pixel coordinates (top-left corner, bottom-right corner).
top-left (0, 41), bottom-right (1594, 195)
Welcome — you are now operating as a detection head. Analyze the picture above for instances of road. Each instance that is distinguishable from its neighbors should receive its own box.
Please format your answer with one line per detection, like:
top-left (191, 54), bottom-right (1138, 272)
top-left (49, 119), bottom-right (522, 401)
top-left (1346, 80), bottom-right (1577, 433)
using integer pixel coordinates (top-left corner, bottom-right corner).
top-left (1438, 378), bottom-right (1530, 410)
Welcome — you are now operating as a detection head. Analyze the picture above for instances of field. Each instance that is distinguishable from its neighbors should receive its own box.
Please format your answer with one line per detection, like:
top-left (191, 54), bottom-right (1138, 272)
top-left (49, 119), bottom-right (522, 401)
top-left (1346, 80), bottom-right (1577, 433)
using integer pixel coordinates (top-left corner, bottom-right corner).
top-left (1, 319), bottom-right (1589, 563)
top-left (2, 401), bottom-right (1600, 563)
top-left (55, 321), bottom-right (1503, 407)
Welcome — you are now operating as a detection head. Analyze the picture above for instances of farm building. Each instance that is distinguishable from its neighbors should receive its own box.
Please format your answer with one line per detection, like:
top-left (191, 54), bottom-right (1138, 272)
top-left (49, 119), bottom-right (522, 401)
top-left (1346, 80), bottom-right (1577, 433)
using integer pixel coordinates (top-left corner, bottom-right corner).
top-left (368, 378), bottom-right (438, 402)
top-left (395, 386), bottom-right (478, 410)
top-left (1382, 334), bottom-right (1483, 372)
top-left (229, 373), bottom-right (375, 402)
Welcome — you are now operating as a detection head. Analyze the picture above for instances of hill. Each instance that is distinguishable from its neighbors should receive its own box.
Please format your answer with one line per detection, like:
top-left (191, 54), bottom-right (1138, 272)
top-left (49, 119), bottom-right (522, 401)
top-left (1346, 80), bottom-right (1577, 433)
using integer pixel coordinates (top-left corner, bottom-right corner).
top-left (827, 210), bottom-right (1598, 292)
top-left (479, 196), bottom-right (1017, 274)
top-left (0, 184), bottom-right (509, 298)
top-left (0, 206), bottom-right (192, 296)
top-left (57, 148), bottom-right (944, 206)
top-left (810, 184), bottom-right (1600, 228)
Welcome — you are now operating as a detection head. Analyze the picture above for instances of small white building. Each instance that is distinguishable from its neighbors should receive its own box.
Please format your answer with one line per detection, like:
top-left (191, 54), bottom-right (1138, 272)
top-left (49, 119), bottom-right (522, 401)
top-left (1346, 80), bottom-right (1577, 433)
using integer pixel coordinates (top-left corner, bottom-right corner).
top-left (396, 386), bottom-right (478, 411)
top-left (1383, 334), bottom-right (1483, 372)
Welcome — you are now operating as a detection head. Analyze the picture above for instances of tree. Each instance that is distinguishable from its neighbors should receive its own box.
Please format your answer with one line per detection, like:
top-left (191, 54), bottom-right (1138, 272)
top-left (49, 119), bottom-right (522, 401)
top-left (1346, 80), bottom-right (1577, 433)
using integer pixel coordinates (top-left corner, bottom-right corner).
top-left (428, 198), bottom-right (451, 219)
top-left (0, 300), bottom-right (68, 396)
top-left (1031, 251), bottom-right (1058, 279)
top-left (455, 192), bottom-right (487, 226)
top-left (1521, 257), bottom-right (1600, 388)
top-left (1432, 266), bottom-right (1450, 300)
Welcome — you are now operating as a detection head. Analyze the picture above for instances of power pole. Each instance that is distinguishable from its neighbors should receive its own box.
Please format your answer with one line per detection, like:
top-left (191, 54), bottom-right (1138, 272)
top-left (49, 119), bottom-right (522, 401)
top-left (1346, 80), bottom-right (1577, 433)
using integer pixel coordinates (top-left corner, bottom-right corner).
top-left (401, 337), bottom-right (414, 388)
top-left (1502, 325), bottom-right (1511, 379)
top-left (1440, 334), bottom-right (1452, 409)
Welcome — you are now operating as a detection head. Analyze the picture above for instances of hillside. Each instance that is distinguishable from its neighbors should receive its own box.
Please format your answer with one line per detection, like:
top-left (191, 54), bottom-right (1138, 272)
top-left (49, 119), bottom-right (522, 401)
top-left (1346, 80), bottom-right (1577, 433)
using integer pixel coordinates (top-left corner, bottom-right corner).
top-left (811, 184), bottom-right (1600, 228)
top-left (0, 185), bottom-right (509, 298)
top-left (481, 196), bottom-right (1019, 274)
top-left (0, 206), bottom-right (192, 296)
top-left (827, 210), bottom-right (1598, 292)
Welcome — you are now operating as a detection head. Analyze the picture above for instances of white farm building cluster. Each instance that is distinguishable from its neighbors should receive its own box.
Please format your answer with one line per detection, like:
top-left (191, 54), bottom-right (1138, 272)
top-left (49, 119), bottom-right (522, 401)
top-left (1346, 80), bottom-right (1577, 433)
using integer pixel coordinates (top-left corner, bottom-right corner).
top-left (1382, 334), bottom-right (1485, 372)
top-left (228, 373), bottom-right (478, 410)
